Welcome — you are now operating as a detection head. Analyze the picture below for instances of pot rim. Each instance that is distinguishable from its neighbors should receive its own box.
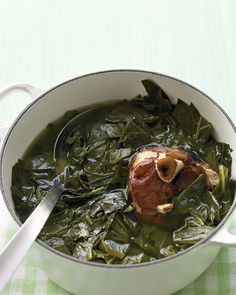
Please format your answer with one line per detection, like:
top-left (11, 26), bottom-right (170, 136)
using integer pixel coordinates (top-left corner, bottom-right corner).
top-left (1, 68), bottom-right (236, 269)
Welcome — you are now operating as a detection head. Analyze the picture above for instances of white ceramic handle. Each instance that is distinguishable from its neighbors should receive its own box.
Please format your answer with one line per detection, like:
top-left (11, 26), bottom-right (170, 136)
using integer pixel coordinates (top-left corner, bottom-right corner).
top-left (209, 228), bottom-right (236, 246)
top-left (0, 82), bottom-right (44, 143)
top-left (0, 82), bottom-right (43, 99)
top-left (0, 184), bottom-right (63, 292)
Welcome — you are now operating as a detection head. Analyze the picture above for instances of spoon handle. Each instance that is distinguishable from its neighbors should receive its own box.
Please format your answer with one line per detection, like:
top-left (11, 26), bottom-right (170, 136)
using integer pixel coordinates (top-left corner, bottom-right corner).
top-left (0, 184), bottom-right (63, 292)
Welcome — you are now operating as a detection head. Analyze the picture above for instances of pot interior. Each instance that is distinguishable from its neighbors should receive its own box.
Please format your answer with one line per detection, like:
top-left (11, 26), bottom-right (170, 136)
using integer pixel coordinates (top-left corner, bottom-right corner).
top-left (1, 70), bottom-right (236, 221)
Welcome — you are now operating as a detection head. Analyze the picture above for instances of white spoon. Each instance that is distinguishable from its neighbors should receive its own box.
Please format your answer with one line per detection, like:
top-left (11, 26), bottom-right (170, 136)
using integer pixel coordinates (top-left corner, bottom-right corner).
top-left (0, 184), bottom-right (63, 292)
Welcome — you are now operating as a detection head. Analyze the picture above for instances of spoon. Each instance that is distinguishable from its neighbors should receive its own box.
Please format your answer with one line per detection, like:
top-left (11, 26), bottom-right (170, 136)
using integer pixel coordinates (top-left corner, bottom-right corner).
top-left (53, 107), bottom-right (101, 161)
top-left (0, 184), bottom-right (63, 291)
top-left (0, 107), bottom-right (99, 291)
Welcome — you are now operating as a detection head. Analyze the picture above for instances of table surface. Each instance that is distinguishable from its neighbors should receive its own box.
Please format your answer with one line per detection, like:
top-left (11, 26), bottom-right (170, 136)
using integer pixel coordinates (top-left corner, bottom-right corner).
top-left (0, 0), bottom-right (236, 294)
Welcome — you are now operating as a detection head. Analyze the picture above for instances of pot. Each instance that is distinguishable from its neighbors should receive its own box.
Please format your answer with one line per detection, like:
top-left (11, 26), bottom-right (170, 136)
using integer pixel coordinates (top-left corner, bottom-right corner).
top-left (0, 70), bottom-right (236, 295)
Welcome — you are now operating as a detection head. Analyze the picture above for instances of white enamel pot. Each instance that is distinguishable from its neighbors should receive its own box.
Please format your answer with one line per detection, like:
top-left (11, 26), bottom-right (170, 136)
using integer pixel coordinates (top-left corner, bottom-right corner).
top-left (0, 70), bottom-right (236, 295)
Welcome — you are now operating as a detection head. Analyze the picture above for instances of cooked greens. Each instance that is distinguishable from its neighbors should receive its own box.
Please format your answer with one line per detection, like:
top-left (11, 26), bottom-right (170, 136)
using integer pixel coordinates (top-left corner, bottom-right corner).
top-left (11, 80), bottom-right (235, 264)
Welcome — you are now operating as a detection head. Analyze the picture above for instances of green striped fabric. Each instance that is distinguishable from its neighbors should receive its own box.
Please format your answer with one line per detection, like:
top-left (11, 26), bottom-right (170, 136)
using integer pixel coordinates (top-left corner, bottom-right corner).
top-left (1, 212), bottom-right (236, 295)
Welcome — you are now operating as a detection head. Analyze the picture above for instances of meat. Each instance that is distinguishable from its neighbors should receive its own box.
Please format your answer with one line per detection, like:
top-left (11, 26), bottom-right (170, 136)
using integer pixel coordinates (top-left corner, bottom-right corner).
top-left (174, 167), bottom-right (198, 195)
top-left (128, 146), bottom-right (219, 216)
top-left (130, 159), bottom-right (174, 215)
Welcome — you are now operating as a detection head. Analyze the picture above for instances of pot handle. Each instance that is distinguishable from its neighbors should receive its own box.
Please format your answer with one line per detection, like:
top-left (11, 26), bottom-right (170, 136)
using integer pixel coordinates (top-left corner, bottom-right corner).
top-left (209, 227), bottom-right (236, 246)
top-left (0, 82), bottom-right (43, 99)
top-left (0, 82), bottom-right (44, 143)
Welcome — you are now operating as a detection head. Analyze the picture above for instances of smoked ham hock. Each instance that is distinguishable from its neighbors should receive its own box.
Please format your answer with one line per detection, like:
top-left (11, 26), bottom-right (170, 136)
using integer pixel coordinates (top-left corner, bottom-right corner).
top-left (129, 146), bottom-right (219, 216)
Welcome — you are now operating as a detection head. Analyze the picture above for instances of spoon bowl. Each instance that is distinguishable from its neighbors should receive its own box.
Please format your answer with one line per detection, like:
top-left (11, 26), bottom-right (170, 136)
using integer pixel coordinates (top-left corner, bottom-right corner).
top-left (53, 107), bottom-right (101, 162)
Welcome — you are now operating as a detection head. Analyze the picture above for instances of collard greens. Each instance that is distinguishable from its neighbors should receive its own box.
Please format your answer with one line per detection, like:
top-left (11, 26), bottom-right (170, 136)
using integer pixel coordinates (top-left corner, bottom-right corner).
top-left (12, 80), bottom-right (235, 264)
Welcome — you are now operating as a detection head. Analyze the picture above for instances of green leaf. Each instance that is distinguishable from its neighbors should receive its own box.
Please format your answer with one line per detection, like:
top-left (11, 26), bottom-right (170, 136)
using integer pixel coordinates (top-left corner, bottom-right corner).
top-left (215, 165), bottom-right (229, 194)
top-left (108, 148), bottom-right (132, 164)
top-left (106, 101), bottom-right (158, 124)
top-left (203, 192), bottom-right (220, 224)
top-left (100, 190), bottom-right (129, 214)
top-left (133, 223), bottom-right (173, 258)
top-left (173, 216), bottom-right (213, 245)
top-left (219, 179), bottom-right (236, 218)
top-left (159, 245), bottom-right (177, 258)
top-left (74, 190), bottom-right (130, 219)
top-left (202, 142), bottom-right (232, 172)
top-left (100, 123), bottom-right (124, 138)
top-left (100, 239), bottom-right (129, 259)
top-left (65, 222), bottom-right (90, 240)
top-left (119, 119), bottom-right (152, 148)
top-left (107, 213), bottom-right (135, 241)
top-left (86, 122), bottom-right (108, 143)
top-left (173, 174), bottom-right (207, 215)
top-left (121, 245), bottom-right (154, 264)
top-left (141, 79), bottom-right (173, 114)
top-left (172, 100), bottom-right (212, 142)
top-left (73, 241), bottom-right (93, 261)
top-left (83, 161), bottom-right (118, 188)
top-left (22, 152), bottom-right (55, 172)
top-left (173, 173), bottom-right (220, 225)
top-left (85, 122), bottom-right (120, 161)
top-left (40, 208), bottom-right (74, 239)
top-left (44, 237), bottom-right (71, 255)
top-left (62, 187), bottom-right (106, 203)
top-left (65, 127), bottom-right (82, 146)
